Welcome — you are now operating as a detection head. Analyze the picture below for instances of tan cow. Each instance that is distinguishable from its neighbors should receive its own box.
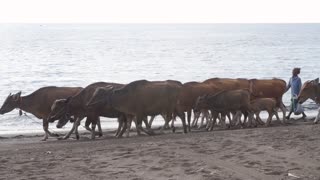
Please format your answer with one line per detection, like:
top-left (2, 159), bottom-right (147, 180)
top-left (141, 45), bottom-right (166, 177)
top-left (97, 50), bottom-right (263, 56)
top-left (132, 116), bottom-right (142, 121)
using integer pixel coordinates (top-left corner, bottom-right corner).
top-left (298, 78), bottom-right (320, 123)
top-left (0, 86), bottom-right (82, 141)
top-left (250, 98), bottom-right (281, 126)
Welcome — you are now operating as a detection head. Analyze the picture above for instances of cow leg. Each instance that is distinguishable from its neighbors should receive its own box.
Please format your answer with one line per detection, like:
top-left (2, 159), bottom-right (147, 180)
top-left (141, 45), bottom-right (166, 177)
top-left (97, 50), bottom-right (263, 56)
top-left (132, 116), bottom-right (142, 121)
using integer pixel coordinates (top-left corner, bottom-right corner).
top-left (42, 119), bottom-right (49, 141)
top-left (248, 113), bottom-right (255, 128)
top-left (117, 115), bottom-right (128, 138)
top-left (142, 116), bottom-right (151, 130)
top-left (177, 111), bottom-right (187, 133)
top-left (226, 112), bottom-right (232, 124)
top-left (84, 117), bottom-right (92, 132)
top-left (61, 118), bottom-right (81, 140)
top-left (90, 117), bottom-right (98, 140)
top-left (192, 111), bottom-right (200, 127)
top-left (187, 110), bottom-right (192, 132)
top-left (97, 117), bottom-right (102, 137)
top-left (136, 115), bottom-right (154, 136)
top-left (203, 110), bottom-right (210, 128)
top-left (207, 111), bottom-right (215, 129)
top-left (199, 114), bottom-right (205, 129)
top-left (171, 115), bottom-right (176, 132)
top-left (279, 100), bottom-right (287, 124)
top-left (274, 109), bottom-right (281, 123)
top-left (247, 113), bottom-right (253, 127)
top-left (256, 112), bottom-right (265, 125)
top-left (74, 118), bottom-right (81, 140)
top-left (160, 117), bottom-right (170, 133)
top-left (115, 117), bottom-right (122, 137)
top-left (265, 112), bottom-right (273, 127)
top-left (314, 108), bottom-right (320, 124)
top-left (148, 115), bottom-right (156, 129)
top-left (233, 111), bottom-right (242, 128)
top-left (199, 110), bottom-right (208, 129)
top-left (209, 111), bottom-right (219, 131)
top-left (242, 111), bottom-right (248, 126)
top-left (127, 117), bottom-right (134, 137)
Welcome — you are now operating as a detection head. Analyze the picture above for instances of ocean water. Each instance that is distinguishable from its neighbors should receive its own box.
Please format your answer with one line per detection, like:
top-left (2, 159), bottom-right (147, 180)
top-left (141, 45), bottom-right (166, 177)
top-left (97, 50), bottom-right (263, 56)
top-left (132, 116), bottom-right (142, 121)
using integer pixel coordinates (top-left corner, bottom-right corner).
top-left (0, 23), bottom-right (319, 135)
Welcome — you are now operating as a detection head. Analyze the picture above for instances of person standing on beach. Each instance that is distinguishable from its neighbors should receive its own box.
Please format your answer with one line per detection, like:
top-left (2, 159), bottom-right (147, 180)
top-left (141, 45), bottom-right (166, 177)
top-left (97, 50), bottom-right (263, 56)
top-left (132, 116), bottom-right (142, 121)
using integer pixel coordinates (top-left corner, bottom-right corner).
top-left (285, 67), bottom-right (307, 119)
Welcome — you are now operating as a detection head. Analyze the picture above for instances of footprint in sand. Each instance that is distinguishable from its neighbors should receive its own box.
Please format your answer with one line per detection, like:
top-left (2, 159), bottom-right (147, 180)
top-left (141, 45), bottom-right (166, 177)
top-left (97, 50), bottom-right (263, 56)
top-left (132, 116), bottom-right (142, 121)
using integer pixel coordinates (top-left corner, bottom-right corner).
top-left (220, 154), bottom-right (235, 160)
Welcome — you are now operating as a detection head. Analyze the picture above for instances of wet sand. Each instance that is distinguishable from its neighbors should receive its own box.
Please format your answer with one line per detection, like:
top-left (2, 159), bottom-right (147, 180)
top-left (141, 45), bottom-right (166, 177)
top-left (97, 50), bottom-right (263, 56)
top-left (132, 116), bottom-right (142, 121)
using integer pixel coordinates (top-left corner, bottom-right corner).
top-left (0, 119), bottom-right (320, 180)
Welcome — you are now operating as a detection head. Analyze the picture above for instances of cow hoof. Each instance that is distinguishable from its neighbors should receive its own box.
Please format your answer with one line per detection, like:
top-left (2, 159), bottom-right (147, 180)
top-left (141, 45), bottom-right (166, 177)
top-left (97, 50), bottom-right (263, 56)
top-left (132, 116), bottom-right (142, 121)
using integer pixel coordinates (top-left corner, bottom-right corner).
top-left (58, 136), bottom-right (69, 140)
top-left (172, 127), bottom-right (176, 133)
top-left (76, 135), bottom-right (80, 140)
top-left (41, 138), bottom-right (47, 141)
top-left (314, 121), bottom-right (318, 124)
top-left (52, 133), bottom-right (59, 137)
top-left (116, 135), bottom-right (123, 138)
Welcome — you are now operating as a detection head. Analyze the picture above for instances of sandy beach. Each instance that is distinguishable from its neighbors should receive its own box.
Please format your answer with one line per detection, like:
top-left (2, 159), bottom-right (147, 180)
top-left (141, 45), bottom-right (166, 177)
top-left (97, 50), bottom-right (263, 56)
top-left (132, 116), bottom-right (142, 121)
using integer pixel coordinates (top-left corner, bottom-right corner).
top-left (0, 118), bottom-right (320, 180)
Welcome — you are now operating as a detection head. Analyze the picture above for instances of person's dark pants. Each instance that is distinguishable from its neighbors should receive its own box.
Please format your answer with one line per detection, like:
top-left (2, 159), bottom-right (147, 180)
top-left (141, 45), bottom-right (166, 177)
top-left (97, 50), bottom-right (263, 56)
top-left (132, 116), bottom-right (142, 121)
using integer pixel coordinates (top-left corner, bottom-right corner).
top-left (286, 98), bottom-right (307, 119)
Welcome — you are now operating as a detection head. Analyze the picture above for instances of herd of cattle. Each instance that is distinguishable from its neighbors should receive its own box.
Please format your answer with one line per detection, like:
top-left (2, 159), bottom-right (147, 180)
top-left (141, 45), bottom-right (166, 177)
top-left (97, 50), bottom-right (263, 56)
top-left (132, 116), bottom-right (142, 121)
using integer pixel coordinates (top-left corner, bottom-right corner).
top-left (0, 77), bottom-right (319, 141)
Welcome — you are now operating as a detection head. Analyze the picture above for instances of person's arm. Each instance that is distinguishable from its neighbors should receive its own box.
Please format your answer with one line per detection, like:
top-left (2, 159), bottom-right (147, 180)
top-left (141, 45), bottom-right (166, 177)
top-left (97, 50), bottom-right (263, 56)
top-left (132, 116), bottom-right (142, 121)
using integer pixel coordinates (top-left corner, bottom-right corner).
top-left (285, 78), bottom-right (291, 92)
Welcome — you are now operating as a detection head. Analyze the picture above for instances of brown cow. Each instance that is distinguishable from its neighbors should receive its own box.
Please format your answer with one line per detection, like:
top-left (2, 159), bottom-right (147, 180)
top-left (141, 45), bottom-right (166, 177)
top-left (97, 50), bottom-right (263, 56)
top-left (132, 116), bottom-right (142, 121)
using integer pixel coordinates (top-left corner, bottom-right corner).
top-left (194, 89), bottom-right (254, 130)
top-left (0, 86), bottom-right (82, 141)
top-left (176, 81), bottom-right (219, 131)
top-left (48, 82), bottom-right (127, 140)
top-left (88, 80), bottom-right (187, 135)
top-left (249, 78), bottom-right (287, 122)
top-left (298, 78), bottom-right (320, 104)
top-left (298, 78), bottom-right (320, 123)
top-left (178, 78), bottom-right (251, 131)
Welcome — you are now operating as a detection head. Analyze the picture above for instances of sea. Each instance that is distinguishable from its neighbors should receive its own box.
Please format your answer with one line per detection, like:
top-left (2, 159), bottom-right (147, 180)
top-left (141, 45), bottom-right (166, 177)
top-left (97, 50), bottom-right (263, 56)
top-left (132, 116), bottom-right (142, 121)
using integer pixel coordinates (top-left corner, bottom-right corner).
top-left (0, 23), bottom-right (319, 136)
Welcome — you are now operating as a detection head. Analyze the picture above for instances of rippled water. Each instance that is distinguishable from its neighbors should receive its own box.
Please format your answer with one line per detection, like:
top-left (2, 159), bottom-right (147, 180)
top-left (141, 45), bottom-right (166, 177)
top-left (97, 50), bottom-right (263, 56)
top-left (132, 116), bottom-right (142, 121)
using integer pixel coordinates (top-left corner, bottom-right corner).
top-left (0, 24), bottom-right (319, 135)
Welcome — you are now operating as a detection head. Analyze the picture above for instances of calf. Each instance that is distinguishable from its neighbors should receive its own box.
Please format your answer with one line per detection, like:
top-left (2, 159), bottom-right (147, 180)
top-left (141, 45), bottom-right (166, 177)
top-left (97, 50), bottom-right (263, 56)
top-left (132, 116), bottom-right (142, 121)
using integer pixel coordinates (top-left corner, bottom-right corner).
top-left (250, 98), bottom-right (281, 126)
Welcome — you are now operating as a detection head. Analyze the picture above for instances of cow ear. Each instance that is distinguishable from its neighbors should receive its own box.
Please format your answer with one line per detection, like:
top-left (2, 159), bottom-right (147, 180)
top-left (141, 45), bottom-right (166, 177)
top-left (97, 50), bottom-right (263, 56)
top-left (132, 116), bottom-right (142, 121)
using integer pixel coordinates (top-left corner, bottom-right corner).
top-left (314, 78), bottom-right (319, 84)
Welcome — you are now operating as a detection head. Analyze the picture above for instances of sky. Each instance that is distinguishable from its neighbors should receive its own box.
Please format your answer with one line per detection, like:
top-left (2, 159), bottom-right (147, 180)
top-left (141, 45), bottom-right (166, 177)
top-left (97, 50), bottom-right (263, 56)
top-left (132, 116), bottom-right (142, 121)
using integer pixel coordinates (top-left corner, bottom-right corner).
top-left (0, 0), bottom-right (319, 23)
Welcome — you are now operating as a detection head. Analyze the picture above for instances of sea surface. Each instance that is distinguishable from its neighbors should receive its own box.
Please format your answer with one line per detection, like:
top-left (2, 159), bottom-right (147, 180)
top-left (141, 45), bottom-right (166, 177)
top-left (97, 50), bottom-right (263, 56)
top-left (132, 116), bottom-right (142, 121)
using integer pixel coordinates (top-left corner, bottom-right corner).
top-left (0, 23), bottom-right (319, 135)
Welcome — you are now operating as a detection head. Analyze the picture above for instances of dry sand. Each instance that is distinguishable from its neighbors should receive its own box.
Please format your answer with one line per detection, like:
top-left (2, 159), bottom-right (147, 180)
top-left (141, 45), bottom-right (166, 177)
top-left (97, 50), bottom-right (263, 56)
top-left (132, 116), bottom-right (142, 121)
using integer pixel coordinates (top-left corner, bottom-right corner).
top-left (0, 119), bottom-right (320, 180)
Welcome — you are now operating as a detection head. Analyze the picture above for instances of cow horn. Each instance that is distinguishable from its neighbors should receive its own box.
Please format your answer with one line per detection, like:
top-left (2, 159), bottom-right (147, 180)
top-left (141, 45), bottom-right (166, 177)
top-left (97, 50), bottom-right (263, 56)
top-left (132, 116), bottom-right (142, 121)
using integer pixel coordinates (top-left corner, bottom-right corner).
top-left (13, 91), bottom-right (21, 101)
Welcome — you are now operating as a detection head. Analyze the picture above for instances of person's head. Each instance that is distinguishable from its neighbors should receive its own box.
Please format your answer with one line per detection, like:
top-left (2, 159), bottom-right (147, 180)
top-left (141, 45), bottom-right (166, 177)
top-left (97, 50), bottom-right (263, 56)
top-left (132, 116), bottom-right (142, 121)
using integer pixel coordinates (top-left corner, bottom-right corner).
top-left (292, 68), bottom-right (301, 76)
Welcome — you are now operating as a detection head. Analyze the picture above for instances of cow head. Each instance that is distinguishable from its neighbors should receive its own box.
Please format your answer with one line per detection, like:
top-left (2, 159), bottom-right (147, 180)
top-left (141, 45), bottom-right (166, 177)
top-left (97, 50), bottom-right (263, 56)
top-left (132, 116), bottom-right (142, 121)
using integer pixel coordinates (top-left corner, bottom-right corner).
top-left (0, 92), bottom-right (21, 115)
top-left (194, 94), bottom-right (210, 112)
top-left (48, 98), bottom-right (71, 128)
top-left (86, 86), bottom-right (114, 110)
top-left (298, 78), bottom-right (319, 104)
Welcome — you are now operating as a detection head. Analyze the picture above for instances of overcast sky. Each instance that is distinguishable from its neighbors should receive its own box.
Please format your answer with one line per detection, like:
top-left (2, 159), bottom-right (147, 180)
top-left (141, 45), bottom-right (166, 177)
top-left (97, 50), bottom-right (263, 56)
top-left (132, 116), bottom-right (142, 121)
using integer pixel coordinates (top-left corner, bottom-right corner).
top-left (0, 0), bottom-right (319, 23)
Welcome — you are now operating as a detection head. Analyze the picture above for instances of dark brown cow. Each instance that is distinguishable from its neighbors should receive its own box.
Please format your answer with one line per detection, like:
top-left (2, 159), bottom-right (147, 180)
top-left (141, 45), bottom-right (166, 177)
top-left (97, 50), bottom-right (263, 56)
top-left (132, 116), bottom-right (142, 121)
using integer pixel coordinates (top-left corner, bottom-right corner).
top-left (87, 86), bottom-right (148, 138)
top-left (89, 80), bottom-right (187, 135)
top-left (195, 89), bottom-right (253, 130)
top-left (0, 86), bottom-right (82, 141)
top-left (48, 82), bottom-right (127, 140)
